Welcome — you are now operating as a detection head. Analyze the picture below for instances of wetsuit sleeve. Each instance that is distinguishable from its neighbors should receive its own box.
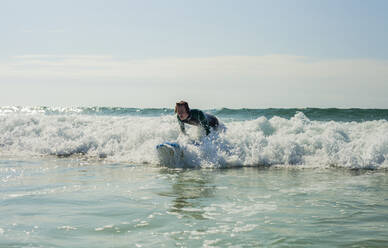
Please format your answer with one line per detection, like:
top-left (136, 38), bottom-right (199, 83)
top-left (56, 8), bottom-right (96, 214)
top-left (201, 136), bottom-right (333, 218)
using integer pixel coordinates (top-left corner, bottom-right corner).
top-left (177, 116), bottom-right (186, 134)
top-left (198, 111), bottom-right (211, 135)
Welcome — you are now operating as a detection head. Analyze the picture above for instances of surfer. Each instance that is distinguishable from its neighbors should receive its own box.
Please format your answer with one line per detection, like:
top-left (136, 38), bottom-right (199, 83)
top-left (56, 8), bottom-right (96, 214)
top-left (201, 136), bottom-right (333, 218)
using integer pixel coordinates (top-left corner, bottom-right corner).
top-left (175, 101), bottom-right (220, 136)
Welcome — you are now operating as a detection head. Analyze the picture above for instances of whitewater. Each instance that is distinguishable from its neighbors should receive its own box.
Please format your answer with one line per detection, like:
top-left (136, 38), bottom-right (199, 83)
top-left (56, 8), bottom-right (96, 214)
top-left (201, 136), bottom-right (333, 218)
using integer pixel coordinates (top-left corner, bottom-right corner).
top-left (1, 106), bottom-right (387, 169)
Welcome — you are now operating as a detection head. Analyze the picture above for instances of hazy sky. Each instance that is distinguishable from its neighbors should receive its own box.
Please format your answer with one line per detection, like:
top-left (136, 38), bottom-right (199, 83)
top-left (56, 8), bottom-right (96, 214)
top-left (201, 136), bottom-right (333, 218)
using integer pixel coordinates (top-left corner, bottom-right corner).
top-left (1, 0), bottom-right (387, 108)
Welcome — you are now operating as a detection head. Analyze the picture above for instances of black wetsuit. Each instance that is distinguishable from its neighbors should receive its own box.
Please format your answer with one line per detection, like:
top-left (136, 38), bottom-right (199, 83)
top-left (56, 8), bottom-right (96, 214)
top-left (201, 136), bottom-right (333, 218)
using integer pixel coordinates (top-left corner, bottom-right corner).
top-left (177, 109), bottom-right (219, 136)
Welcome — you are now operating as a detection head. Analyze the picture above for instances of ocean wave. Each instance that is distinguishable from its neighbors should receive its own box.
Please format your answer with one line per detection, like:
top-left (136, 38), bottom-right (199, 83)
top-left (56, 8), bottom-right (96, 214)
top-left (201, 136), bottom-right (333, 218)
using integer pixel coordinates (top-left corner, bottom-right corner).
top-left (2, 106), bottom-right (388, 121)
top-left (0, 106), bottom-right (173, 117)
top-left (212, 108), bottom-right (388, 122)
top-left (1, 110), bottom-right (387, 169)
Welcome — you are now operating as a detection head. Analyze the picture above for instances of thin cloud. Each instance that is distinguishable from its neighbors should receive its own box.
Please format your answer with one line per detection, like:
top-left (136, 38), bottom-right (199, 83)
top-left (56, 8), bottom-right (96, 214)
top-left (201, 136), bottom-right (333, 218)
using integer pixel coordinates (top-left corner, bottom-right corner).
top-left (1, 54), bottom-right (388, 82)
top-left (48, 29), bottom-right (66, 33)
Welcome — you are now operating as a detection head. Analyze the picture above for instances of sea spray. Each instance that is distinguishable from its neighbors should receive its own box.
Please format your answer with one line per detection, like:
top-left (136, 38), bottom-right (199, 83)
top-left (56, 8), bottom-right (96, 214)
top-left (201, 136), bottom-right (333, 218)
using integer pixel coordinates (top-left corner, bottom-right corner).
top-left (1, 107), bottom-right (387, 169)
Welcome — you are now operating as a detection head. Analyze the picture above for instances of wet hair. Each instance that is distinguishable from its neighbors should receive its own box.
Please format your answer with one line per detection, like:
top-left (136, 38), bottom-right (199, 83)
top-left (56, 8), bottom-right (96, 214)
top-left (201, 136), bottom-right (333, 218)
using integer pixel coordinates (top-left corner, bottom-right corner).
top-left (174, 101), bottom-right (190, 113)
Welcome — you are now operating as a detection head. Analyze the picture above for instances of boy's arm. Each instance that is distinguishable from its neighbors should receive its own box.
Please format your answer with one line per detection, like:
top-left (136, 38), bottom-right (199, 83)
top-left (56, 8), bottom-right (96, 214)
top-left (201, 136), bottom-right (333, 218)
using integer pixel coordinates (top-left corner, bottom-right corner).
top-left (177, 116), bottom-right (187, 135)
top-left (198, 111), bottom-right (210, 135)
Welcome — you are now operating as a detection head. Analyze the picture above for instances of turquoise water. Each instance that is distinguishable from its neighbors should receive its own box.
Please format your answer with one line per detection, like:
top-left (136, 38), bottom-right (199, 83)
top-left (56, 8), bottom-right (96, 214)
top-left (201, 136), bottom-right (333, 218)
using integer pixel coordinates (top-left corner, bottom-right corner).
top-left (1, 158), bottom-right (388, 247)
top-left (1, 106), bottom-right (388, 247)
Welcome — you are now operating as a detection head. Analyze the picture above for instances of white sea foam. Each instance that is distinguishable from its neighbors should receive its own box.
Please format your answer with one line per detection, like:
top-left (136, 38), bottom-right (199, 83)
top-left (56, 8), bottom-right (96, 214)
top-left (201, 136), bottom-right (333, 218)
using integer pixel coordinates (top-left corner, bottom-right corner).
top-left (0, 112), bottom-right (387, 169)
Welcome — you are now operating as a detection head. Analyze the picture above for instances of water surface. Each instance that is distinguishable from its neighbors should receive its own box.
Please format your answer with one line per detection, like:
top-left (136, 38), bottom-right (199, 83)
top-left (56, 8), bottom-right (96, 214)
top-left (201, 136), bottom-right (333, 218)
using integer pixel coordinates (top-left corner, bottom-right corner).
top-left (1, 158), bottom-right (387, 247)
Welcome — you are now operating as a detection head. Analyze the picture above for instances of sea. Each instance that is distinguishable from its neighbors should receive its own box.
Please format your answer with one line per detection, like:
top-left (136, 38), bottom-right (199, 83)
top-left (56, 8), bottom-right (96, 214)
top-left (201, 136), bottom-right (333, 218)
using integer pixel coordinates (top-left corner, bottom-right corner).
top-left (1, 106), bottom-right (388, 247)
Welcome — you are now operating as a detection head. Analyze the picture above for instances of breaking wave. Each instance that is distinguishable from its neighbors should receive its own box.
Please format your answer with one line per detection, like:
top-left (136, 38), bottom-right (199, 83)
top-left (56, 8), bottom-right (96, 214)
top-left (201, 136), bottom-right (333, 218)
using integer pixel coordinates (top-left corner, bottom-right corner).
top-left (1, 107), bottom-right (387, 169)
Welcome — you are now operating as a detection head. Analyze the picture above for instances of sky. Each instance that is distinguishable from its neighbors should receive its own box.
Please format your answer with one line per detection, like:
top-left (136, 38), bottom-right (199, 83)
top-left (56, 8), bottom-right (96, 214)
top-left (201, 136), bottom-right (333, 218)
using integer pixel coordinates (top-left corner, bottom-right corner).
top-left (1, 0), bottom-right (388, 108)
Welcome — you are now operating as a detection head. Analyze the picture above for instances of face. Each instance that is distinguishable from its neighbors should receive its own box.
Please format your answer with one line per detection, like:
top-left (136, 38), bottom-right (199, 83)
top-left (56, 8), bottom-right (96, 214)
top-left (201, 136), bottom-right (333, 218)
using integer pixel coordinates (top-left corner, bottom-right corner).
top-left (176, 105), bottom-right (189, 120)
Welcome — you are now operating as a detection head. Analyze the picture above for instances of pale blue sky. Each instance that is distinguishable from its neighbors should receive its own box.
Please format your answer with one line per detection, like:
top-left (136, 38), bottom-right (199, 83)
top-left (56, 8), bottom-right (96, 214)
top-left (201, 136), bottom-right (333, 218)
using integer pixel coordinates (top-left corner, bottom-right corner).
top-left (1, 0), bottom-right (388, 108)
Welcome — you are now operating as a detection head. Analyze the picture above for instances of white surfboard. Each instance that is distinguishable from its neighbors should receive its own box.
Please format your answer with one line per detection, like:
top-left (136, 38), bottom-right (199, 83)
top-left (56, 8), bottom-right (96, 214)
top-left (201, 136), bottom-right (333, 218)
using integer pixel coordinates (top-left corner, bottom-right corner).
top-left (156, 142), bottom-right (183, 166)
